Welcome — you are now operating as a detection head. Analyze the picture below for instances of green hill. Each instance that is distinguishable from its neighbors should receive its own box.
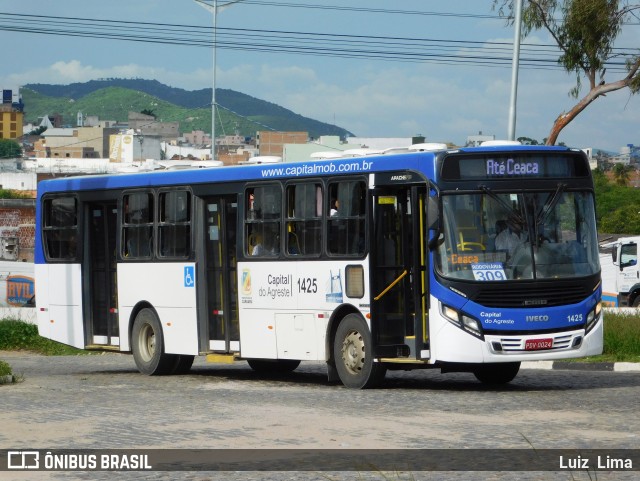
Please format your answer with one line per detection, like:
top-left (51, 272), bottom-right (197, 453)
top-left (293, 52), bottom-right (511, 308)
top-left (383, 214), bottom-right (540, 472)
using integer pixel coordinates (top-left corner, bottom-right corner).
top-left (22, 80), bottom-right (354, 139)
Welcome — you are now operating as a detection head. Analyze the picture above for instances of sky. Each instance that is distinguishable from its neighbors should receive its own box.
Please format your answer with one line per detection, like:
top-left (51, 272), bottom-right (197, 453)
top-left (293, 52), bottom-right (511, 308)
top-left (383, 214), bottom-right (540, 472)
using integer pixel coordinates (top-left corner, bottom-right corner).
top-left (1, 0), bottom-right (639, 152)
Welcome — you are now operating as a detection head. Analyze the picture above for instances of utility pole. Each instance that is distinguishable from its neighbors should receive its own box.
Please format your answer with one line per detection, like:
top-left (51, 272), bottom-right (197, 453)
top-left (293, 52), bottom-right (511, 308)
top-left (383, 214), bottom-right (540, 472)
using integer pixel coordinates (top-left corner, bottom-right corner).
top-left (193, 0), bottom-right (244, 160)
top-left (507, 0), bottom-right (524, 141)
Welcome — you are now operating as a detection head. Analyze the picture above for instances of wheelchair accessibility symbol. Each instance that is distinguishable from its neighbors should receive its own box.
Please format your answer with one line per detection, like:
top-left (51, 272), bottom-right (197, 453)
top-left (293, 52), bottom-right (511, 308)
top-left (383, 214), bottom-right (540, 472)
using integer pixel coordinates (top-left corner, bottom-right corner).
top-left (184, 266), bottom-right (195, 287)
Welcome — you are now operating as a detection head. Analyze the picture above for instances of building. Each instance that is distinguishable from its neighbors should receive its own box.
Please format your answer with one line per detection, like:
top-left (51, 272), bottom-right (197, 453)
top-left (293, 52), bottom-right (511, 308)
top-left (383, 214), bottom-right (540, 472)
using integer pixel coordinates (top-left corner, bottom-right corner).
top-left (257, 131), bottom-right (307, 157)
top-left (0, 89), bottom-right (24, 140)
top-left (217, 134), bottom-right (248, 146)
top-left (109, 131), bottom-right (162, 163)
top-left (0, 198), bottom-right (36, 262)
top-left (346, 136), bottom-right (425, 151)
top-left (34, 126), bottom-right (119, 159)
top-left (284, 136), bottom-right (355, 163)
top-left (608, 144), bottom-right (640, 166)
top-left (184, 130), bottom-right (212, 145)
top-left (466, 131), bottom-right (495, 147)
top-left (128, 112), bottom-right (179, 142)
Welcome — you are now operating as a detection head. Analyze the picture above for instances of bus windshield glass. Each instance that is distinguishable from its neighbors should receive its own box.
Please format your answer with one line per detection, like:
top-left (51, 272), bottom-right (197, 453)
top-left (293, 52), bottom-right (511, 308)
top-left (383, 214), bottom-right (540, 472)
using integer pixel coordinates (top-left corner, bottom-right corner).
top-left (435, 189), bottom-right (599, 281)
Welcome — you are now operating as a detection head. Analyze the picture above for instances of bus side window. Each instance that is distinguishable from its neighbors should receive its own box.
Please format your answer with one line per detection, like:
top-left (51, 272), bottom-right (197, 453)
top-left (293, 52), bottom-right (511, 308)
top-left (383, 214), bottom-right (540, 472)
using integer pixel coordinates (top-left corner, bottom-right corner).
top-left (286, 182), bottom-right (322, 256)
top-left (122, 192), bottom-right (154, 259)
top-left (327, 180), bottom-right (366, 256)
top-left (245, 185), bottom-right (281, 257)
top-left (43, 196), bottom-right (78, 261)
top-left (158, 190), bottom-right (191, 258)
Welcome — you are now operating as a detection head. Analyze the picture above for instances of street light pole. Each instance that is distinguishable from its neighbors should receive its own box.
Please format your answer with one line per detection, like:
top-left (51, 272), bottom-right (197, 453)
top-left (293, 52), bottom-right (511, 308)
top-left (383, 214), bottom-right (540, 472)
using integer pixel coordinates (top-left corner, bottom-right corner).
top-left (507, 0), bottom-right (524, 141)
top-left (193, 0), bottom-right (244, 160)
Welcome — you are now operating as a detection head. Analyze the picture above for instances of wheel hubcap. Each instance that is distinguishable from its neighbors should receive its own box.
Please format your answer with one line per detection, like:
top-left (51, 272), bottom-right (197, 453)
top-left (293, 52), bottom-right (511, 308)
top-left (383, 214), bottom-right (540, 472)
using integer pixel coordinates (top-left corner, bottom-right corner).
top-left (341, 329), bottom-right (365, 375)
top-left (139, 324), bottom-right (156, 361)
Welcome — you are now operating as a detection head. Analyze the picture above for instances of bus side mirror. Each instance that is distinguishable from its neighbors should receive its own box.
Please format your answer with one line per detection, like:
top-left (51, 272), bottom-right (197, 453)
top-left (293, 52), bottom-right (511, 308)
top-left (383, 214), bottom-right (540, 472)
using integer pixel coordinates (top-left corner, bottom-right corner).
top-left (427, 196), bottom-right (439, 230)
top-left (612, 248), bottom-right (618, 266)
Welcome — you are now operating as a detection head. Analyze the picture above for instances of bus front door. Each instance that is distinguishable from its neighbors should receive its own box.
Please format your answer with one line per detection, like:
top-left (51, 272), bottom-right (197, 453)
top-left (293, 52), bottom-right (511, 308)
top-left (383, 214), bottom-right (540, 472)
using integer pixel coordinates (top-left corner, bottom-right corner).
top-left (202, 196), bottom-right (239, 353)
top-left (86, 202), bottom-right (119, 347)
top-left (370, 186), bottom-right (428, 359)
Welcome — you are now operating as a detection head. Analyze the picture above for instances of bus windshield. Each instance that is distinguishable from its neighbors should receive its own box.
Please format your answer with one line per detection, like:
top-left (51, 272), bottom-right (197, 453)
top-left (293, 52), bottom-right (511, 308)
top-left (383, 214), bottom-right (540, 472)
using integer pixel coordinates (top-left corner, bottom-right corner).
top-left (435, 189), bottom-right (600, 281)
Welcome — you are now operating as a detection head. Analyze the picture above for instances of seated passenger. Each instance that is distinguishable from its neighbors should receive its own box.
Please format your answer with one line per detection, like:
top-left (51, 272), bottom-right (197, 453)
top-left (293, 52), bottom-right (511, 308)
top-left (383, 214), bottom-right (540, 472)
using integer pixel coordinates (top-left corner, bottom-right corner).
top-left (495, 220), bottom-right (523, 255)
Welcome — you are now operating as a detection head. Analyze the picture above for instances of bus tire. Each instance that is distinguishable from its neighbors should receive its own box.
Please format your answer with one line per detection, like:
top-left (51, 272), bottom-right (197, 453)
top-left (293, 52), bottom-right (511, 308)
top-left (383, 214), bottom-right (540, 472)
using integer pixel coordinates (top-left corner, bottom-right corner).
top-left (473, 362), bottom-right (520, 385)
top-left (171, 355), bottom-right (195, 374)
top-left (334, 314), bottom-right (386, 389)
top-left (247, 359), bottom-right (300, 373)
top-left (131, 308), bottom-right (176, 375)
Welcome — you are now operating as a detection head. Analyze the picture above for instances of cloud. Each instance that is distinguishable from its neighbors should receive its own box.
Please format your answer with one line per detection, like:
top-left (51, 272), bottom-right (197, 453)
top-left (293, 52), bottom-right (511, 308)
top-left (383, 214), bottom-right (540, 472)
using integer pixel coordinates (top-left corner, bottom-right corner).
top-left (3, 58), bottom-right (637, 150)
top-left (0, 60), bottom-right (213, 91)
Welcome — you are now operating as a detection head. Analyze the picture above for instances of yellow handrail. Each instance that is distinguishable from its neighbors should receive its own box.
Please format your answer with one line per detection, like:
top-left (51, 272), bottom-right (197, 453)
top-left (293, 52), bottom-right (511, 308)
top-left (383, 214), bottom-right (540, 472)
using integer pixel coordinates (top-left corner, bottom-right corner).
top-left (374, 270), bottom-right (408, 301)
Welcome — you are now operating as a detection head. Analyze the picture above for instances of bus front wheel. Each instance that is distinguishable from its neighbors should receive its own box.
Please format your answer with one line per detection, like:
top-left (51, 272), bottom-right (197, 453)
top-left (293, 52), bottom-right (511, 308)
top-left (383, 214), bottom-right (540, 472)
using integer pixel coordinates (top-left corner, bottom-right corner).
top-left (132, 308), bottom-right (176, 375)
top-left (171, 355), bottom-right (195, 374)
top-left (473, 362), bottom-right (520, 384)
top-left (333, 314), bottom-right (386, 389)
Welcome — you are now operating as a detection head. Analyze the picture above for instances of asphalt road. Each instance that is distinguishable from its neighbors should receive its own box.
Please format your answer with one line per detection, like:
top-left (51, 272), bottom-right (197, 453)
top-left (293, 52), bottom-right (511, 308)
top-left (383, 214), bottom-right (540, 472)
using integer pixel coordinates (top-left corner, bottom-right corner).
top-left (1, 352), bottom-right (639, 481)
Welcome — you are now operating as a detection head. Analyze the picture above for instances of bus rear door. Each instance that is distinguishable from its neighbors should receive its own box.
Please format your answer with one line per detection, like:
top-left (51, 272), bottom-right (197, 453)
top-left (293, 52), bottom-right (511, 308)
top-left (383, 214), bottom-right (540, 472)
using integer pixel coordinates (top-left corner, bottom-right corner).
top-left (200, 195), bottom-right (239, 353)
top-left (85, 202), bottom-right (119, 347)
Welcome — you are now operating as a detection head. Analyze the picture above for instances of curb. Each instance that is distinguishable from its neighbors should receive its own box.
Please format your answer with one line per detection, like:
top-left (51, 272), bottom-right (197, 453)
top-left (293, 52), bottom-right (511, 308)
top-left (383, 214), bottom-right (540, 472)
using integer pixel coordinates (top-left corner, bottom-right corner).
top-left (521, 361), bottom-right (640, 372)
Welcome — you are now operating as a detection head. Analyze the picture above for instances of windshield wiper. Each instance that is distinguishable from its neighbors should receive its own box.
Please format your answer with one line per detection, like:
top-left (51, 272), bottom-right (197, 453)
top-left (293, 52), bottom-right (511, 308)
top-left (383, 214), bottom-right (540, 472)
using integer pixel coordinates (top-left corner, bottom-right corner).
top-left (479, 185), bottom-right (525, 226)
top-left (536, 183), bottom-right (566, 225)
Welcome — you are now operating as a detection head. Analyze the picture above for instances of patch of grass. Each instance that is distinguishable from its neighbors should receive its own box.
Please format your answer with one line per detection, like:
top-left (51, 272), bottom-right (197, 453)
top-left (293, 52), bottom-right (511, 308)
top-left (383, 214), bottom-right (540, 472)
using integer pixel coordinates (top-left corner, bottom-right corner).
top-left (602, 311), bottom-right (640, 362)
top-left (0, 359), bottom-right (11, 376)
top-left (559, 311), bottom-right (640, 363)
top-left (0, 319), bottom-right (89, 356)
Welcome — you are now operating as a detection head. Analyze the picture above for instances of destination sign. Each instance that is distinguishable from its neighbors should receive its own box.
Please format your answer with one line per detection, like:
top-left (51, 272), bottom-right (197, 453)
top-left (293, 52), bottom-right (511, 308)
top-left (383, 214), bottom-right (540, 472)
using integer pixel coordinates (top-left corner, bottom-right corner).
top-left (486, 158), bottom-right (539, 176)
top-left (440, 153), bottom-right (590, 181)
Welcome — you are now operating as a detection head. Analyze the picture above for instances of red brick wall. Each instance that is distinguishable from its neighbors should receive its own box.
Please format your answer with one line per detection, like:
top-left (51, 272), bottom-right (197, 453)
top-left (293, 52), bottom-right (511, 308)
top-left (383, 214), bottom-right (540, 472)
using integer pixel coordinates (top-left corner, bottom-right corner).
top-left (0, 205), bottom-right (35, 261)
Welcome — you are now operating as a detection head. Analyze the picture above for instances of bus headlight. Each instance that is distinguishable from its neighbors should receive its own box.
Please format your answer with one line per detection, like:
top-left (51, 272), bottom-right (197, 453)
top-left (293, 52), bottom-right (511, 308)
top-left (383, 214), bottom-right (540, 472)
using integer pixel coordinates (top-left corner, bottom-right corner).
top-left (585, 301), bottom-right (602, 333)
top-left (441, 304), bottom-right (483, 339)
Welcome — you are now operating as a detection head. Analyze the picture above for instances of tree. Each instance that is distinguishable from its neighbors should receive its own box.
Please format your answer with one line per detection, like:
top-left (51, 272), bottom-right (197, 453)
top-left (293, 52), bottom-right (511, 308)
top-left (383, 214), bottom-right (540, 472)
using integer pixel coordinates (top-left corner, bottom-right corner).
top-left (140, 109), bottom-right (156, 118)
top-left (0, 139), bottom-right (22, 159)
top-left (612, 162), bottom-right (631, 185)
top-left (27, 125), bottom-right (48, 136)
top-left (517, 136), bottom-right (540, 145)
top-left (494, 0), bottom-right (640, 145)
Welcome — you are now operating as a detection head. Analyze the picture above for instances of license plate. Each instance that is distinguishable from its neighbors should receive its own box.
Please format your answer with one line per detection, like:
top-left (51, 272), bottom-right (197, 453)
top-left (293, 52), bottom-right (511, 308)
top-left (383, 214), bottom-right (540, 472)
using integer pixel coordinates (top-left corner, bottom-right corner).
top-left (525, 338), bottom-right (553, 350)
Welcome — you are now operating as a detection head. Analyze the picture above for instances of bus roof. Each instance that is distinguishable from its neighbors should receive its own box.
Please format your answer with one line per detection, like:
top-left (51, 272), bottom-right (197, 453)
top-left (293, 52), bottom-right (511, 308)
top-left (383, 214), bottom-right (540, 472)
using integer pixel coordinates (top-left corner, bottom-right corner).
top-left (36, 144), bottom-right (578, 196)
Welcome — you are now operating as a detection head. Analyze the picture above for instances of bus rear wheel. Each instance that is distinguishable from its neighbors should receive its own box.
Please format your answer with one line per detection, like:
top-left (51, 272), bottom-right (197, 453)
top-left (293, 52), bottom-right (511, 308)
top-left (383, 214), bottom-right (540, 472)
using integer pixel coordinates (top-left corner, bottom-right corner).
top-left (473, 362), bottom-right (520, 384)
top-left (132, 308), bottom-right (176, 375)
top-left (334, 314), bottom-right (386, 389)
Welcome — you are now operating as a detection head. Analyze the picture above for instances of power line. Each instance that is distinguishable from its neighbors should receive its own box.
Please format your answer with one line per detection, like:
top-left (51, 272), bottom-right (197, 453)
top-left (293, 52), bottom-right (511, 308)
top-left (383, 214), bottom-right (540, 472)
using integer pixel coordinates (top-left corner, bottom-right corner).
top-left (0, 12), bottom-right (636, 74)
top-left (0, 13), bottom-right (635, 73)
top-left (229, 1), bottom-right (503, 19)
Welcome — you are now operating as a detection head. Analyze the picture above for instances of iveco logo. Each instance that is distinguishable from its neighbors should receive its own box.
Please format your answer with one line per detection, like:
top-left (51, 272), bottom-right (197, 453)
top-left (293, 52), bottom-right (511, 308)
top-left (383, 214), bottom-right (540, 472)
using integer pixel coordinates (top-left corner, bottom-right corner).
top-left (526, 315), bottom-right (549, 322)
top-left (390, 175), bottom-right (411, 181)
top-left (524, 299), bottom-right (548, 306)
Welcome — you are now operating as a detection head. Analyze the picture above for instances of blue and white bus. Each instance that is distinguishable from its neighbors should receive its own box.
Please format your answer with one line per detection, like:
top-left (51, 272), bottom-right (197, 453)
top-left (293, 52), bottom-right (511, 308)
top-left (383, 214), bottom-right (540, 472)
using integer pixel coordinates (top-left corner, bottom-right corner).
top-left (35, 142), bottom-right (603, 388)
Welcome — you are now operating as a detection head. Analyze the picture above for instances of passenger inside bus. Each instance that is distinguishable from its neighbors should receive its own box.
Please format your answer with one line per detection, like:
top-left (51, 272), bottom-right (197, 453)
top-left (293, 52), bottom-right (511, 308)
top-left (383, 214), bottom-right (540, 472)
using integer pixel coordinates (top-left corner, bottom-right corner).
top-left (250, 225), bottom-right (280, 256)
top-left (330, 198), bottom-right (339, 216)
top-left (287, 231), bottom-right (301, 255)
top-left (494, 220), bottom-right (523, 255)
